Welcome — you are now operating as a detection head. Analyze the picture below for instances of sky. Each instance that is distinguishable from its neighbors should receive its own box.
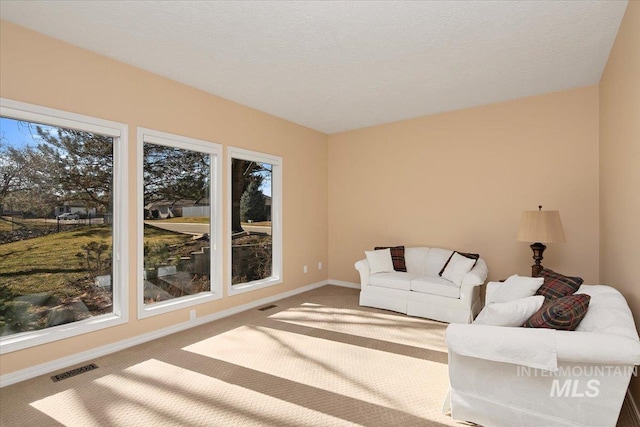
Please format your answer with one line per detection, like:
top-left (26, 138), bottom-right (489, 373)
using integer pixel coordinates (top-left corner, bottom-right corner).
top-left (0, 117), bottom-right (47, 149)
top-left (1, 116), bottom-right (273, 197)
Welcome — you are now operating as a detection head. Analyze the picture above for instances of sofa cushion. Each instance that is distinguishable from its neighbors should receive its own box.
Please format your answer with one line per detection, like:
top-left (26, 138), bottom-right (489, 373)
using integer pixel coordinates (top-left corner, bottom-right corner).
top-left (370, 272), bottom-right (415, 291)
top-left (365, 249), bottom-right (395, 274)
top-left (474, 295), bottom-right (545, 327)
top-left (440, 252), bottom-right (478, 286)
top-left (374, 246), bottom-right (407, 272)
top-left (535, 268), bottom-right (584, 301)
top-left (523, 293), bottom-right (591, 330)
top-left (424, 248), bottom-right (454, 276)
top-left (404, 247), bottom-right (430, 275)
top-left (411, 276), bottom-right (460, 298)
top-left (489, 275), bottom-right (545, 303)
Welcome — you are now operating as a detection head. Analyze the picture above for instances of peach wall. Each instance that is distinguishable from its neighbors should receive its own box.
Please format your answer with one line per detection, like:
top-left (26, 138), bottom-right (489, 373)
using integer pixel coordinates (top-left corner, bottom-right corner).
top-left (328, 86), bottom-right (600, 285)
top-left (0, 22), bottom-right (328, 375)
top-left (599, 1), bottom-right (640, 403)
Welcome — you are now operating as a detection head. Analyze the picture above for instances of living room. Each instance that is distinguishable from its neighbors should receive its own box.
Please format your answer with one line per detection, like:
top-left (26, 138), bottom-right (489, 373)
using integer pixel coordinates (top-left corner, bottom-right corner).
top-left (0, 1), bottom-right (638, 425)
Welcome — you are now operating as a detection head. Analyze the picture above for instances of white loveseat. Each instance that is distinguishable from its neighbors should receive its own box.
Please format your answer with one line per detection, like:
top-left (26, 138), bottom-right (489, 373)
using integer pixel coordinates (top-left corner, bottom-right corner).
top-left (446, 283), bottom-right (640, 427)
top-left (355, 247), bottom-right (488, 323)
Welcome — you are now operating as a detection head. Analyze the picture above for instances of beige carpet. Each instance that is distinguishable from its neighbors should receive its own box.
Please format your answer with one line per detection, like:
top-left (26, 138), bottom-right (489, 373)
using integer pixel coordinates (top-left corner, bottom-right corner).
top-left (0, 285), bottom-right (637, 426)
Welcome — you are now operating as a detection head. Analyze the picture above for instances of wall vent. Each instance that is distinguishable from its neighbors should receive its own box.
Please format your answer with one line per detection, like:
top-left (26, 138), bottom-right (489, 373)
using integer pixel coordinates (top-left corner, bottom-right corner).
top-left (51, 364), bottom-right (98, 382)
top-left (258, 304), bottom-right (277, 311)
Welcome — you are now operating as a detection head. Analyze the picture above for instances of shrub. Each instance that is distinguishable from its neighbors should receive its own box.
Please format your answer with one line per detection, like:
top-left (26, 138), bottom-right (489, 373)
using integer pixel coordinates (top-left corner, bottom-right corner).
top-left (240, 180), bottom-right (267, 222)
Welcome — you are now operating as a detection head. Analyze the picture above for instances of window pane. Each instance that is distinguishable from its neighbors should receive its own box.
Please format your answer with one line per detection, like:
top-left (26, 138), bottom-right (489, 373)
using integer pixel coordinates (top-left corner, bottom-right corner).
top-left (0, 117), bottom-right (114, 336)
top-left (142, 142), bottom-right (211, 304)
top-left (231, 158), bottom-right (273, 285)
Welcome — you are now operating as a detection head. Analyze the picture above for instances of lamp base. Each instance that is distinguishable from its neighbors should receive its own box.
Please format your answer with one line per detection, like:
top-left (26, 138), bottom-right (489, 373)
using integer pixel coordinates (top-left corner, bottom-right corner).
top-left (530, 242), bottom-right (546, 277)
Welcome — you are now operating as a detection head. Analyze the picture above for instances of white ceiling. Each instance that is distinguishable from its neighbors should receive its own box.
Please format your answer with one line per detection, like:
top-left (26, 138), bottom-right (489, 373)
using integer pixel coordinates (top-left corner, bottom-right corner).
top-left (0, 1), bottom-right (628, 134)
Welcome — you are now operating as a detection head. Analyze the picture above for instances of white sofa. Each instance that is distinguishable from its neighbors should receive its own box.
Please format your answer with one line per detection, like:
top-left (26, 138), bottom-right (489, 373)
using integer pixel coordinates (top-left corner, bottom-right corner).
top-left (446, 283), bottom-right (640, 427)
top-left (355, 247), bottom-right (488, 323)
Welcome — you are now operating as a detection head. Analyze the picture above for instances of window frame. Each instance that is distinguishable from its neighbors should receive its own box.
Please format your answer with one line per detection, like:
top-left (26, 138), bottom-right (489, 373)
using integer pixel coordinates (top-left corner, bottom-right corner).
top-left (0, 98), bottom-right (129, 355)
top-left (227, 146), bottom-right (283, 296)
top-left (137, 128), bottom-right (223, 319)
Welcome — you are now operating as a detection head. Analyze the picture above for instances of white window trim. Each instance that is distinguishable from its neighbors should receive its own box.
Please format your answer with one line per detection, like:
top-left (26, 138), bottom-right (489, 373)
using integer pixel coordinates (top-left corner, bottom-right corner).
top-left (227, 146), bottom-right (283, 296)
top-left (137, 128), bottom-right (223, 319)
top-left (0, 98), bottom-right (129, 355)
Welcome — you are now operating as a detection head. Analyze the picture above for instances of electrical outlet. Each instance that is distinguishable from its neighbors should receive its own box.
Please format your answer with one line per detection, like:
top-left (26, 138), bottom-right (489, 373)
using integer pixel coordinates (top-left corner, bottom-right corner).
top-left (190, 309), bottom-right (196, 321)
top-left (303, 265), bottom-right (308, 273)
top-left (318, 262), bottom-right (322, 270)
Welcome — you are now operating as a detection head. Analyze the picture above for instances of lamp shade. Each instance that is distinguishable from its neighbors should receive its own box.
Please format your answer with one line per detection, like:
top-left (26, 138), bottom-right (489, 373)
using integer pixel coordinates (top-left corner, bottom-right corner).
top-left (517, 209), bottom-right (566, 244)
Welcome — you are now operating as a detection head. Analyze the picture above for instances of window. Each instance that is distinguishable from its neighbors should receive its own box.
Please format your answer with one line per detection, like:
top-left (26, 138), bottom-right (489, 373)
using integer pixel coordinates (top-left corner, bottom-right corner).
top-left (138, 128), bottom-right (222, 318)
top-left (0, 98), bottom-right (128, 354)
top-left (228, 147), bottom-right (282, 295)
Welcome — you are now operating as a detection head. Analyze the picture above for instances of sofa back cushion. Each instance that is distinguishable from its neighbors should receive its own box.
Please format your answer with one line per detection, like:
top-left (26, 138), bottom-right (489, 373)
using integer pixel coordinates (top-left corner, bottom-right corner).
top-left (399, 247), bottom-right (483, 281)
top-left (404, 247), bottom-right (431, 275)
top-left (424, 248), bottom-right (454, 276)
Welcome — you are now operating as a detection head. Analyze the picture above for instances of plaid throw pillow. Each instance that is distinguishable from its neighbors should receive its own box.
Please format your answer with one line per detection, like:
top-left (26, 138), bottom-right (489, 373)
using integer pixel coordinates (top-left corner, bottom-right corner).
top-left (374, 246), bottom-right (407, 272)
top-left (439, 251), bottom-right (479, 276)
top-left (535, 268), bottom-right (583, 301)
top-left (523, 293), bottom-right (590, 330)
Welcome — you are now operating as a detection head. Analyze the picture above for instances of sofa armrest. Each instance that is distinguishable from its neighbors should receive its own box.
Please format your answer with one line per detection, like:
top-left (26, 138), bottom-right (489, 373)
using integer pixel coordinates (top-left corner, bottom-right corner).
top-left (461, 258), bottom-right (488, 286)
top-left (447, 324), bottom-right (640, 371)
top-left (459, 282), bottom-right (482, 303)
top-left (447, 323), bottom-right (558, 371)
top-left (354, 259), bottom-right (370, 287)
top-left (555, 330), bottom-right (640, 365)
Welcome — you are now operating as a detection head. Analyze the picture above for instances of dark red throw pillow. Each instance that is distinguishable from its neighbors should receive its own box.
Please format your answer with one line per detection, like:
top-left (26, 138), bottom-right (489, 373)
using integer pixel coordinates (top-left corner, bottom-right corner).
top-left (535, 268), bottom-right (584, 301)
top-left (374, 246), bottom-right (407, 272)
top-left (523, 293), bottom-right (590, 331)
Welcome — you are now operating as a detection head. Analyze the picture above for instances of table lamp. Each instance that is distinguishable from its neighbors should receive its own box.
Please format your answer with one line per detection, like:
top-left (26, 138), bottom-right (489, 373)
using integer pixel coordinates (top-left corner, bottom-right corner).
top-left (517, 205), bottom-right (566, 277)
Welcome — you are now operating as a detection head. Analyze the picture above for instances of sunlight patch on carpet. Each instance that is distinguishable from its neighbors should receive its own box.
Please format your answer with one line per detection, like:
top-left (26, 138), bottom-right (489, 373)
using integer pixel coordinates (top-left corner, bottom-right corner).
top-left (30, 359), bottom-right (359, 427)
top-left (269, 303), bottom-right (449, 354)
top-left (183, 324), bottom-right (449, 417)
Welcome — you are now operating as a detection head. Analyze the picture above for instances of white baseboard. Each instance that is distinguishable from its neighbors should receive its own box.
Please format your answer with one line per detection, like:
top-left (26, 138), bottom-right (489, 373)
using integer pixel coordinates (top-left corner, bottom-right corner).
top-left (0, 279), bottom-right (333, 388)
top-left (627, 389), bottom-right (640, 427)
top-left (328, 279), bottom-right (360, 289)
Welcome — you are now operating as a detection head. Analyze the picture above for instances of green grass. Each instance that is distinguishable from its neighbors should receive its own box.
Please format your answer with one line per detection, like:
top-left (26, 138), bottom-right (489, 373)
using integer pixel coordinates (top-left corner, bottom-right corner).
top-left (0, 224), bottom-right (191, 298)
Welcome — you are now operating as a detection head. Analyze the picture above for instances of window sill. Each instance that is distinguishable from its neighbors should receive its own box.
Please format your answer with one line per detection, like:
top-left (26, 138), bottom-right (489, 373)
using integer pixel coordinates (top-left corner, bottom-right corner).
top-left (228, 276), bottom-right (283, 296)
top-left (137, 291), bottom-right (222, 319)
top-left (0, 313), bottom-right (128, 355)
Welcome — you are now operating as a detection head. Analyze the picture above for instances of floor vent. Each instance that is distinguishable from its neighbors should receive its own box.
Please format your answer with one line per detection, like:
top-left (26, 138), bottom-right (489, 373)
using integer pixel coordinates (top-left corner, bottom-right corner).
top-left (51, 364), bottom-right (98, 382)
top-left (258, 304), bottom-right (277, 311)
